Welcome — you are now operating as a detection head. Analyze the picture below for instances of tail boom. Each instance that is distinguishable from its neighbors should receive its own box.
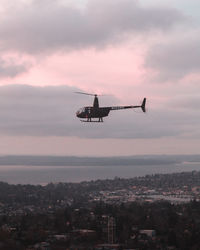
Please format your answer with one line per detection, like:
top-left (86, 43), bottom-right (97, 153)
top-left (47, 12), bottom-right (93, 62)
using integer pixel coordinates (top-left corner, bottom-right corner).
top-left (110, 98), bottom-right (146, 112)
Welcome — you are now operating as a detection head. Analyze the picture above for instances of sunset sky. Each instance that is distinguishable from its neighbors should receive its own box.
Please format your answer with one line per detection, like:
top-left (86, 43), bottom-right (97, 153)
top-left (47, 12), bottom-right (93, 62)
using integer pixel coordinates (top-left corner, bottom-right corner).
top-left (0, 0), bottom-right (200, 156)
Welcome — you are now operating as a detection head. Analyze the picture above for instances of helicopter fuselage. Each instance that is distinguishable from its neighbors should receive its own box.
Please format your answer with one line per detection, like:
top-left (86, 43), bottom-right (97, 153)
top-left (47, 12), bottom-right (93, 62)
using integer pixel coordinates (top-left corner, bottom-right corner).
top-left (76, 106), bottom-right (111, 119)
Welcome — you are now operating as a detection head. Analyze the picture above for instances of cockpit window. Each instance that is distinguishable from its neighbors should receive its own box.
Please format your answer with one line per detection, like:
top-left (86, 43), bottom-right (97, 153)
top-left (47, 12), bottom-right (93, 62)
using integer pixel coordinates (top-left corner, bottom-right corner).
top-left (77, 108), bottom-right (85, 114)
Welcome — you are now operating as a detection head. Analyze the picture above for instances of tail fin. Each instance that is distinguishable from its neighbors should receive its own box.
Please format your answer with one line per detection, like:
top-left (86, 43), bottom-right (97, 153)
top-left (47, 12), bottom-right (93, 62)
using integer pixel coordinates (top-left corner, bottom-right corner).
top-left (141, 98), bottom-right (146, 113)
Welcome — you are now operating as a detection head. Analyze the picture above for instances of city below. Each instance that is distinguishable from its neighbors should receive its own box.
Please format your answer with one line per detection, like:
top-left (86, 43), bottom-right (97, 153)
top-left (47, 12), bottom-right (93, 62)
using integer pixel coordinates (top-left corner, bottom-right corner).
top-left (0, 170), bottom-right (200, 249)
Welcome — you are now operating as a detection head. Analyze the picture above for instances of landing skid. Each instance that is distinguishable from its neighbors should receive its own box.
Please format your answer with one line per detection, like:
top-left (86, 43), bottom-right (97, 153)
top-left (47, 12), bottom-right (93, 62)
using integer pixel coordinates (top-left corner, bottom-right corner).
top-left (80, 119), bottom-right (104, 123)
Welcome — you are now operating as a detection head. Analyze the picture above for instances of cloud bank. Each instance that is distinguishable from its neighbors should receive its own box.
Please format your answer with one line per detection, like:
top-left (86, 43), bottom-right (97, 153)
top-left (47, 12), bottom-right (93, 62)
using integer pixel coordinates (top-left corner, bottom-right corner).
top-left (0, 0), bottom-right (185, 54)
top-left (145, 33), bottom-right (200, 81)
top-left (0, 85), bottom-right (199, 140)
top-left (0, 57), bottom-right (29, 78)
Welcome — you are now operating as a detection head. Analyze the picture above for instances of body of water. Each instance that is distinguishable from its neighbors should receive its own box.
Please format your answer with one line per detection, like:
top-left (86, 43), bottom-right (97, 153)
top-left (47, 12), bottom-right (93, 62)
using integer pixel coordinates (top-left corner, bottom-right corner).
top-left (0, 162), bottom-right (200, 185)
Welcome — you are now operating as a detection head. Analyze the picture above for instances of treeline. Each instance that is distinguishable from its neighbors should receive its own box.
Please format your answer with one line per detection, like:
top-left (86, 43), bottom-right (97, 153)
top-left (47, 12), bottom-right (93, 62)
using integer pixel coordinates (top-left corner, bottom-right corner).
top-left (1, 201), bottom-right (200, 249)
top-left (1, 171), bottom-right (200, 205)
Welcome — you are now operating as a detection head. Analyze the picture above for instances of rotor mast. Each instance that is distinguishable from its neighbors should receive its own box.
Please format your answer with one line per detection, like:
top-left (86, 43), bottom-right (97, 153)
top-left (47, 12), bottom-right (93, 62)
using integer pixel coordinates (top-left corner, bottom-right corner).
top-left (93, 94), bottom-right (99, 108)
top-left (75, 92), bottom-right (100, 109)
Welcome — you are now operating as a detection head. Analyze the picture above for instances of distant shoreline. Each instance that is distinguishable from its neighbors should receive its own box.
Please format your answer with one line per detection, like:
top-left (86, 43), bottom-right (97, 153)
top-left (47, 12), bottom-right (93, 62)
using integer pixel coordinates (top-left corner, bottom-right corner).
top-left (0, 160), bottom-right (200, 185)
top-left (0, 154), bottom-right (200, 166)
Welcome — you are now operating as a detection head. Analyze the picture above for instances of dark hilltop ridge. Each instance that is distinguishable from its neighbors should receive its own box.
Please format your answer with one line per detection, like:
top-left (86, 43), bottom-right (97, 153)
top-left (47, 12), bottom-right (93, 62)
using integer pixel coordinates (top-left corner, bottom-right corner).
top-left (0, 154), bottom-right (200, 166)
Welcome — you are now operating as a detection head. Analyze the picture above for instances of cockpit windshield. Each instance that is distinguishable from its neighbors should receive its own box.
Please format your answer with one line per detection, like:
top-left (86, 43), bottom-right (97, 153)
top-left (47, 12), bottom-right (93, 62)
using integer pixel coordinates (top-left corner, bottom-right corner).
top-left (76, 107), bottom-right (85, 115)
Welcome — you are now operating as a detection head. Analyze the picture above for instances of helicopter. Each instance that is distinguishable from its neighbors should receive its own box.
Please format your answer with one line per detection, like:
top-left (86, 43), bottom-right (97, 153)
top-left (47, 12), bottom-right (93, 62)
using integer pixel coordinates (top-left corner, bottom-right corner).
top-left (76, 92), bottom-right (146, 122)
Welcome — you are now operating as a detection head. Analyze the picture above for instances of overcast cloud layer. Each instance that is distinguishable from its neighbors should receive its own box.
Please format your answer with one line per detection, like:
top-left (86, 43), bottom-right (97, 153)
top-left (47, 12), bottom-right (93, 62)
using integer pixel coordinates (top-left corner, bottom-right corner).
top-left (145, 32), bottom-right (200, 81)
top-left (0, 0), bottom-right (185, 54)
top-left (0, 0), bottom-right (197, 81)
top-left (0, 85), bottom-right (199, 140)
top-left (0, 57), bottom-right (29, 78)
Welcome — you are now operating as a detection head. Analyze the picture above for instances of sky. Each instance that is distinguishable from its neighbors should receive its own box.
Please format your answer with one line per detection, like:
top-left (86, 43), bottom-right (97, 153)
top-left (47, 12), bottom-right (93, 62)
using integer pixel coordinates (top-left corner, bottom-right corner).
top-left (0, 0), bottom-right (200, 156)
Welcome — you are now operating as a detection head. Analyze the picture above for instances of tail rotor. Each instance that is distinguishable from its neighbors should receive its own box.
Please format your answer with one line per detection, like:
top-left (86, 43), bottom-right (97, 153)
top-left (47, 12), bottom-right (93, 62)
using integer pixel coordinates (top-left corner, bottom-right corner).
top-left (141, 98), bottom-right (146, 113)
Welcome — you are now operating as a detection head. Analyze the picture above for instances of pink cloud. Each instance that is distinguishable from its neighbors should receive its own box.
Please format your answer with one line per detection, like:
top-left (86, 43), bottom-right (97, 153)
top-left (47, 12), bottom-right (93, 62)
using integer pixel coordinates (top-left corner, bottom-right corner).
top-left (5, 45), bottom-right (146, 101)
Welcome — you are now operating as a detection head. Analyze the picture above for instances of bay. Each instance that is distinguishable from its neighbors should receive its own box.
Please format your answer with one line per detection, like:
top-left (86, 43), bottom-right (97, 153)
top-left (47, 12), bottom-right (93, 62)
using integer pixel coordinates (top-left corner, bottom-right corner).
top-left (0, 162), bottom-right (200, 185)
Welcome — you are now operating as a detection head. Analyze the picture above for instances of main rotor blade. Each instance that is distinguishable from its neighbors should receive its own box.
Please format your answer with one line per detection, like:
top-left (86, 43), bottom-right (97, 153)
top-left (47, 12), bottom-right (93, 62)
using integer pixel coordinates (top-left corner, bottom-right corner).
top-left (75, 92), bottom-right (97, 96)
